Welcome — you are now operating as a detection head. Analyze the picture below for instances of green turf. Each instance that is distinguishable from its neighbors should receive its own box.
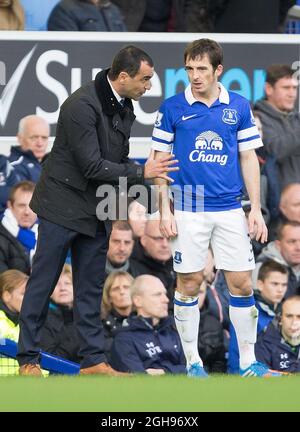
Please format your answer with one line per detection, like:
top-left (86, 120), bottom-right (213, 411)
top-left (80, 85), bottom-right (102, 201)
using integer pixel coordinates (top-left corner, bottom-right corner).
top-left (1, 374), bottom-right (300, 412)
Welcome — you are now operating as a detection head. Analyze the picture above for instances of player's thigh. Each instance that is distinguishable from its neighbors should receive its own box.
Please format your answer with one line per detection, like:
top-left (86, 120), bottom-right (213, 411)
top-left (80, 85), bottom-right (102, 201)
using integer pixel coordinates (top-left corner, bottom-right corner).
top-left (211, 208), bottom-right (255, 271)
top-left (170, 210), bottom-right (212, 273)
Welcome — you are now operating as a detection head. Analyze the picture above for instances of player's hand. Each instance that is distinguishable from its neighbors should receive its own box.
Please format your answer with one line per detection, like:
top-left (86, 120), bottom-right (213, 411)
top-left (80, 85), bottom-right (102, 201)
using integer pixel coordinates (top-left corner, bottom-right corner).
top-left (159, 210), bottom-right (177, 239)
top-left (144, 149), bottom-right (179, 182)
top-left (247, 208), bottom-right (268, 243)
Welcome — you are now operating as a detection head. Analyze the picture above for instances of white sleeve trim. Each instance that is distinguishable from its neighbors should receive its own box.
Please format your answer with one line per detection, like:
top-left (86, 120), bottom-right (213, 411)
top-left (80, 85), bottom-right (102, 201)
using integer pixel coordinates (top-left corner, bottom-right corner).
top-left (239, 137), bottom-right (263, 151)
top-left (237, 126), bottom-right (259, 141)
top-left (152, 127), bottom-right (174, 142)
top-left (151, 140), bottom-right (172, 153)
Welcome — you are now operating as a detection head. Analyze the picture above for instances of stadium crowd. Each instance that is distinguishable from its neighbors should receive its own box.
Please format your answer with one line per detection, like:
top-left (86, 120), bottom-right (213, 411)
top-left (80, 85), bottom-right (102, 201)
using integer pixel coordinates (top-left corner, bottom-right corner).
top-left (1, 1), bottom-right (300, 377)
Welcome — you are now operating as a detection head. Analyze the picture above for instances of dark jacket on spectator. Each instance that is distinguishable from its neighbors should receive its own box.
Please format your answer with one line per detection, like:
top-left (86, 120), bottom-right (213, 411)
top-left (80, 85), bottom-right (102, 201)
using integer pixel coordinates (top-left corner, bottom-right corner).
top-left (255, 99), bottom-right (300, 188)
top-left (213, 0), bottom-right (295, 33)
top-left (110, 315), bottom-right (186, 373)
top-left (48, 0), bottom-right (127, 31)
top-left (255, 319), bottom-right (300, 372)
top-left (199, 298), bottom-right (227, 373)
top-left (40, 302), bottom-right (80, 363)
top-left (0, 156), bottom-right (18, 214)
top-left (129, 240), bottom-right (176, 303)
top-left (9, 146), bottom-right (42, 184)
top-left (102, 308), bottom-right (130, 359)
top-left (0, 224), bottom-right (30, 274)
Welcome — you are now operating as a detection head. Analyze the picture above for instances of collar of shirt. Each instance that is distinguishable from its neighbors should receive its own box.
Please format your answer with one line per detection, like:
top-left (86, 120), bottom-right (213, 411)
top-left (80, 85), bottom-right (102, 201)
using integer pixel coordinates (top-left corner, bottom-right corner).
top-left (107, 76), bottom-right (123, 104)
top-left (185, 82), bottom-right (230, 106)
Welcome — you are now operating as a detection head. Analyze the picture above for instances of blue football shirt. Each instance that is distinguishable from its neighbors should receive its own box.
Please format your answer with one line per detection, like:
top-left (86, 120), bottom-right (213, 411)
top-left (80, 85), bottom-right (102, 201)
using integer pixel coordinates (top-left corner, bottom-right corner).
top-left (151, 83), bottom-right (263, 212)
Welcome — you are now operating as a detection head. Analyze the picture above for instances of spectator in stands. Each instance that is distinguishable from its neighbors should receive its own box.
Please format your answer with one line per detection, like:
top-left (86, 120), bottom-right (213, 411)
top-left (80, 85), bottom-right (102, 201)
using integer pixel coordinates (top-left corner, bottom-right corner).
top-left (112, 0), bottom-right (214, 32)
top-left (280, 183), bottom-right (300, 223)
top-left (253, 110), bottom-right (281, 225)
top-left (213, 0), bottom-right (295, 33)
top-left (268, 183), bottom-right (300, 241)
top-left (130, 218), bottom-right (176, 303)
top-left (253, 221), bottom-right (300, 298)
top-left (110, 274), bottom-right (186, 374)
top-left (197, 271), bottom-right (227, 374)
top-left (0, 0), bottom-right (24, 30)
top-left (0, 155), bottom-right (18, 215)
top-left (128, 200), bottom-right (147, 240)
top-left (40, 264), bottom-right (80, 363)
top-left (106, 221), bottom-right (134, 275)
top-left (0, 181), bottom-right (37, 275)
top-left (0, 270), bottom-right (28, 376)
top-left (9, 115), bottom-right (49, 183)
top-left (101, 271), bottom-right (133, 358)
top-left (229, 260), bottom-right (288, 373)
top-left (256, 295), bottom-right (300, 373)
top-left (20, 0), bottom-right (59, 30)
top-left (255, 64), bottom-right (300, 189)
top-left (48, 0), bottom-right (126, 31)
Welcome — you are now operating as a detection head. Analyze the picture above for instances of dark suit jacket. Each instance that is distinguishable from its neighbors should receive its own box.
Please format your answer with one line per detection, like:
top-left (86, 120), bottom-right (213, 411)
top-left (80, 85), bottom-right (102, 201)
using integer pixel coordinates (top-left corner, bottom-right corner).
top-left (30, 69), bottom-right (144, 237)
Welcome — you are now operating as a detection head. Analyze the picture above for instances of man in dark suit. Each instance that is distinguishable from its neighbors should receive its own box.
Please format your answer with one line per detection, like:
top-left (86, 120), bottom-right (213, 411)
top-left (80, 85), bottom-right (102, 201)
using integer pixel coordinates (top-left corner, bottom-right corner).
top-left (17, 45), bottom-right (178, 376)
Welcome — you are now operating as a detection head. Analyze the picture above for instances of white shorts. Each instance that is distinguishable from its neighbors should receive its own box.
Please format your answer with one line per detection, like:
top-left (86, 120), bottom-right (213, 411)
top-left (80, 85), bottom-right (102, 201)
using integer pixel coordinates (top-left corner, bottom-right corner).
top-left (170, 208), bottom-right (255, 273)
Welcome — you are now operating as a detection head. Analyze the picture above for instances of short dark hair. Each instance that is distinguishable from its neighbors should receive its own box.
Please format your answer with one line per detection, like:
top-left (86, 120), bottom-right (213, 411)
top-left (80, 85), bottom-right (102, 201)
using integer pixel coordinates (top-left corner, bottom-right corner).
top-left (108, 45), bottom-right (154, 80)
top-left (257, 260), bottom-right (288, 282)
top-left (112, 220), bottom-right (133, 232)
top-left (184, 39), bottom-right (223, 71)
top-left (9, 180), bottom-right (35, 204)
top-left (266, 64), bottom-right (294, 86)
top-left (277, 220), bottom-right (300, 240)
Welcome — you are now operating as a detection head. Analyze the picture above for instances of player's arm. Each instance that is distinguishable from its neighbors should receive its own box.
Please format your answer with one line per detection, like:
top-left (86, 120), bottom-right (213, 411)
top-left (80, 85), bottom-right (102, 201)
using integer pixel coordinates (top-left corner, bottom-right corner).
top-left (239, 149), bottom-right (268, 243)
top-left (154, 150), bottom-right (177, 239)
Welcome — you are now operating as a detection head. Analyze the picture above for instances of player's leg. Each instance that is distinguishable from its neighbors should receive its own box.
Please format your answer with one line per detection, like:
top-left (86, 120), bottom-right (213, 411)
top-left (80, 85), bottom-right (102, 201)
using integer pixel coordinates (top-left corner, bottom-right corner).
top-left (224, 270), bottom-right (258, 371)
top-left (175, 270), bottom-right (205, 375)
top-left (171, 210), bottom-right (212, 377)
top-left (212, 208), bottom-right (282, 377)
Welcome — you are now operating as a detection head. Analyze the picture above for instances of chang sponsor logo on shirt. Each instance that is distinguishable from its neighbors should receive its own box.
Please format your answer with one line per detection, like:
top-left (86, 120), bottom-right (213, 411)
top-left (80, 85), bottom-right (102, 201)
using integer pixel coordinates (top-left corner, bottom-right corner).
top-left (189, 130), bottom-right (228, 166)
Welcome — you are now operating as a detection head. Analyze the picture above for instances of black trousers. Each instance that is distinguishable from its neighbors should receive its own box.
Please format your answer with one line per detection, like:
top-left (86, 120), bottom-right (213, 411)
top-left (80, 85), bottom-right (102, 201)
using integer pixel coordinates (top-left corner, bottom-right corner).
top-left (17, 218), bottom-right (108, 368)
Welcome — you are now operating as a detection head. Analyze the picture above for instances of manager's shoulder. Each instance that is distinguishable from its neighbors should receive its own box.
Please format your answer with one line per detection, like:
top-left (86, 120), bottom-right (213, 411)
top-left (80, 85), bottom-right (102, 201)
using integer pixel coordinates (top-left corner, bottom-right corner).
top-left (61, 81), bottom-right (98, 110)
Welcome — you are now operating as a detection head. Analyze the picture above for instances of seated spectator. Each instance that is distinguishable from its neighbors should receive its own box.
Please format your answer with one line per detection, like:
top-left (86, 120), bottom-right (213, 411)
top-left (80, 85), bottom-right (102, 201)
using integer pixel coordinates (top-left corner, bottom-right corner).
top-left (254, 64), bottom-right (300, 189)
top-left (213, 0), bottom-right (295, 33)
top-left (40, 264), bottom-right (80, 363)
top-left (20, 0), bottom-right (59, 30)
top-left (9, 115), bottom-right (49, 183)
top-left (105, 221), bottom-right (134, 275)
top-left (228, 260), bottom-right (288, 373)
top-left (280, 183), bottom-right (300, 223)
top-left (48, 0), bottom-right (127, 31)
top-left (198, 274), bottom-right (227, 374)
top-left (0, 270), bottom-right (28, 376)
top-left (253, 110), bottom-right (281, 225)
top-left (253, 221), bottom-right (300, 298)
top-left (112, 0), bottom-right (172, 32)
top-left (255, 295), bottom-right (300, 373)
top-left (0, 155), bottom-right (18, 215)
top-left (128, 200), bottom-right (147, 240)
top-left (0, 0), bottom-right (24, 30)
top-left (268, 183), bottom-right (300, 241)
top-left (110, 275), bottom-right (186, 374)
top-left (130, 218), bottom-right (176, 304)
top-left (101, 271), bottom-right (133, 358)
top-left (0, 181), bottom-right (37, 274)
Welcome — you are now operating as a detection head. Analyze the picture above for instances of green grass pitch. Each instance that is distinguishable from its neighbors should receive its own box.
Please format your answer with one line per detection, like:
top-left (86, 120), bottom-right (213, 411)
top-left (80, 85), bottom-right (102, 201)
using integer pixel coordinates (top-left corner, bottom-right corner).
top-left (1, 374), bottom-right (300, 412)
